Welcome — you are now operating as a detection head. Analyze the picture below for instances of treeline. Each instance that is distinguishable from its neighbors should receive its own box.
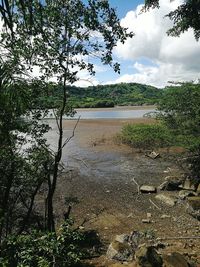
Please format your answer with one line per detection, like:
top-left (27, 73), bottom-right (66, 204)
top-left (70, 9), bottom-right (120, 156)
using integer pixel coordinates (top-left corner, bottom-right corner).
top-left (32, 82), bottom-right (163, 109)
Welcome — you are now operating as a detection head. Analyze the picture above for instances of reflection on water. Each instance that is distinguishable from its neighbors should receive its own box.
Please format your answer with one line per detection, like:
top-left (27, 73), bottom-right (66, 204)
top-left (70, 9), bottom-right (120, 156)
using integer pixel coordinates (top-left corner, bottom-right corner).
top-left (47, 108), bottom-right (155, 119)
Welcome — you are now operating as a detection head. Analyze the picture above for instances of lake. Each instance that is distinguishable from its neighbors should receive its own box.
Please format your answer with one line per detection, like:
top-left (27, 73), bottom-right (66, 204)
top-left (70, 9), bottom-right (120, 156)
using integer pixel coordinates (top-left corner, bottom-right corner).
top-left (47, 106), bottom-right (156, 120)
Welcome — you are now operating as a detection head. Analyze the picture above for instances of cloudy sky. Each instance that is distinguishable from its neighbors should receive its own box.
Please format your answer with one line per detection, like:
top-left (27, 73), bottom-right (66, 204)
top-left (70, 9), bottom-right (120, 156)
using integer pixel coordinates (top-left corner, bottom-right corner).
top-left (78, 0), bottom-right (200, 88)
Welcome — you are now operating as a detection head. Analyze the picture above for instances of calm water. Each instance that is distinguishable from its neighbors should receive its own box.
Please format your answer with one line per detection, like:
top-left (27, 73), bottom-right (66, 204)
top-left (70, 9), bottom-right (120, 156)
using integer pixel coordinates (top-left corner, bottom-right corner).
top-left (47, 107), bottom-right (155, 120)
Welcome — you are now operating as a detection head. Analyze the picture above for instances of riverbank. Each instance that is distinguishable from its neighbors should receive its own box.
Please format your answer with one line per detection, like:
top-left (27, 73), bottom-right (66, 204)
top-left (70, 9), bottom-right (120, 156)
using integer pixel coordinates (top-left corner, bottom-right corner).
top-left (44, 117), bottom-right (200, 266)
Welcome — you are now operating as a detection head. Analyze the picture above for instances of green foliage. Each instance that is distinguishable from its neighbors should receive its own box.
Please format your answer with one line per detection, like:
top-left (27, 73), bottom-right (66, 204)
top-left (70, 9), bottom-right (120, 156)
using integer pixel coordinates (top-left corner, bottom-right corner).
top-left (120, 123), bottom-right (173, 150)
top-left (158, 83), bottom-right (200, 147)
top-left (157, 83), bottom-right (200, 183)
top-left (0, 221), bottom-right (83, 267)
top-left (31, 82), bottom-right (162, 109)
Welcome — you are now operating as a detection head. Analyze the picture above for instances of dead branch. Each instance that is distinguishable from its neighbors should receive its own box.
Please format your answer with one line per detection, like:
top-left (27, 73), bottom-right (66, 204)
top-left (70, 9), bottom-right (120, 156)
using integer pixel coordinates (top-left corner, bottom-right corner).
top-left (62, 115), bottom-right (81, 149)
top-left (149, 199), bottom-right (161, 210)
top-left (132, 177), bottom-right (140, 195)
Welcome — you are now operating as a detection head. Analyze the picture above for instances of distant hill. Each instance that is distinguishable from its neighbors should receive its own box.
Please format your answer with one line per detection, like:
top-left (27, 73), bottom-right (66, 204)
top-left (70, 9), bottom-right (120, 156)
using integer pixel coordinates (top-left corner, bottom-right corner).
top-left (33, 82), bottom-right (163, 108)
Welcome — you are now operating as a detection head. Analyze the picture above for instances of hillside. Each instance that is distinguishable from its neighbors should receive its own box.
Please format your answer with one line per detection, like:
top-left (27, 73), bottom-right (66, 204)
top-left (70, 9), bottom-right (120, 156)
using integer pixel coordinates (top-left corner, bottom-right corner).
top-left (34, 82), bottom-right (163, 108)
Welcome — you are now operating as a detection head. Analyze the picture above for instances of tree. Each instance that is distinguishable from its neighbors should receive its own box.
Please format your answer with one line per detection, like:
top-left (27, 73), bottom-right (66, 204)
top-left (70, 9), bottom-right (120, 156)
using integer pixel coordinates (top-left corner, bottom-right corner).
top-left (144, 0), bottom-right (200, 40)
top-left (157, 83), bottom-right (200, 184)
top-left (1, 0), bottom-right (132, 232)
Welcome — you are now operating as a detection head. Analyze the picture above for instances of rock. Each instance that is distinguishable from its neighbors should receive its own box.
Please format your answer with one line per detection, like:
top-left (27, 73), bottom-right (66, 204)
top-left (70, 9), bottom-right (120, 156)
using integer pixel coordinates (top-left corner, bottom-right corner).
top-left (106, 240), bottom-right (133, 262)
top-left (179, 190), bottom-right (196, 200)
top-left (187, 196), bottom-right (200, 210)
top-left (142, 219), bottom-right (151, 224)
top-left (180, 179), bottom-right (195, 191)
top-left (135, 245), bottom-right (163, 267)
top-left (147, 213), bottom-right (152, 219)
top-left (115, 234), bottom-right (129, 243)
top-left (160, 214), bottom-right (171, 219)
top-left (146, 151), bottom-right (160, 159)
top-left (186, 196), bottom-right (200, 220)
top-left (155, 193), bottom-right (177, 206)
top-left (140, 185), bottom-right (157, 194)
top-left (162, 252), bottom-right (189, 267)
top-left (159, 177), bottom-right (182, 191)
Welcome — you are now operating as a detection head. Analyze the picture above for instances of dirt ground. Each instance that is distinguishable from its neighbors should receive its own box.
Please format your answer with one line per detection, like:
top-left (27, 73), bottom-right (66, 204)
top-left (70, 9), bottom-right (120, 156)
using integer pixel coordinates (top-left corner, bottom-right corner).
top-left (43, 118), bottom-right (200, 266)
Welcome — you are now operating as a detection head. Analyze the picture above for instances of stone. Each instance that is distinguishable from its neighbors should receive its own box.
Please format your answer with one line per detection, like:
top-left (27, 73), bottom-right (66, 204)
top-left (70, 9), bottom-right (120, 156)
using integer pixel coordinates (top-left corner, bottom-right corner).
top-left (147, 213), bottom-right (152, 219)
top-left (135, 245), bottom-right (163, 267)
top-left (187, 196), bottom-right (200, 210)
top-left (160, 214), bottom-right (171, 219)
top-left (115, 234), bottom-right (129, 244)
top-left (140, 185), bottom-right (157, 194)
top-left (106, 240), bottom-right (133, 262)
top-left (180, 179), bottom-right (195, 191)
top-left (146, 151), bottom-right (160, 159)
top-left (179, 190), bottom-right (196, 200)
top-left (162, 252), bottom-right (189, 267)
top-left (159, 177), bottom-right (182, 191)
top-left (155, 193), bottom-right (177, 206)
top-left (186, 196), bottom-right (200, 220)
top-left (142, 219), bottom-right (151, 224)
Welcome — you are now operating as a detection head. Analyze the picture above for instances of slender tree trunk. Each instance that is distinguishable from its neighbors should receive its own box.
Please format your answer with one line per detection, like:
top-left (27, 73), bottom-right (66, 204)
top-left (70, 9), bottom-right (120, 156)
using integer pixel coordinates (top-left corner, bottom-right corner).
top-left (47, 72), bottom-right (67, 232)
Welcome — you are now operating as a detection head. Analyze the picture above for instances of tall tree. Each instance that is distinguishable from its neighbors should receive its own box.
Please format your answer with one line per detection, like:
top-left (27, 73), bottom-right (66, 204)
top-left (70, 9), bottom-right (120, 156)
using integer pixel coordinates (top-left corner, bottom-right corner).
top-left (1, 0), bottom-right (133, 232)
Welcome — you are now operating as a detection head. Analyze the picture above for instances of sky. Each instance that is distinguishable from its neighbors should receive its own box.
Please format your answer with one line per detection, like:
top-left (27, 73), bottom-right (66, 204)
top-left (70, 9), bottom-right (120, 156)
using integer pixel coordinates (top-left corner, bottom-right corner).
top-left (76, 0), bottom-right (200, 88)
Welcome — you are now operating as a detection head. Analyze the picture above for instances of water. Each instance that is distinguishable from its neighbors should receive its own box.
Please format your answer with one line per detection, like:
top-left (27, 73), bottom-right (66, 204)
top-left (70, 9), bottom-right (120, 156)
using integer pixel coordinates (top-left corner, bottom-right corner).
top-left (47, 107), bottom-right (155, 120)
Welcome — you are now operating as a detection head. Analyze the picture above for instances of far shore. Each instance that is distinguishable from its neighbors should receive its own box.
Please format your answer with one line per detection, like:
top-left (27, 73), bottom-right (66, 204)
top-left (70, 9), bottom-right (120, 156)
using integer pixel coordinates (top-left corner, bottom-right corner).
top-left (75, 104), bottom-right (156, 112)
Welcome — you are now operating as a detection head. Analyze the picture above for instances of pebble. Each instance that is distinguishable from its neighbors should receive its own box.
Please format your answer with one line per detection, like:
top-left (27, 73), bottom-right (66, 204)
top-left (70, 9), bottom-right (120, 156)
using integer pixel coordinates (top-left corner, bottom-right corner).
top-left (142, 219), bottom-right (151, 223)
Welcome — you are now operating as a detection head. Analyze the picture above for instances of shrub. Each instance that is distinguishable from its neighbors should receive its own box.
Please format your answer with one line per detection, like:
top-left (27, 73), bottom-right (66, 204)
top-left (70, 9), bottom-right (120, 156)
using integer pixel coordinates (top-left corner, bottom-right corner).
top-left (120, 123), bottom-right (174, 150)
top-left (0, 220), bottom-right (83, 267)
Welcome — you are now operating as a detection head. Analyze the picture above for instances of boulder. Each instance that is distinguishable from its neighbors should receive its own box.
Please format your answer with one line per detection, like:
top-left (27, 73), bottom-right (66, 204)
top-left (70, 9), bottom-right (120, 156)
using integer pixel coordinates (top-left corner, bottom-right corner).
top-left (135, 245), bottom-right (163, 267)
top-left (140, 185), bottom-right (157, 194)
top-left (186, 196), bottom-right (200, 220)
top-left (106, 240), bottom-right (133, 262)
top-left (179, 190), bottom-right (196, 200)
top-left (155, 193), bottom-right (177, 206)
top-left (162, 252), bottom-right (189, 267)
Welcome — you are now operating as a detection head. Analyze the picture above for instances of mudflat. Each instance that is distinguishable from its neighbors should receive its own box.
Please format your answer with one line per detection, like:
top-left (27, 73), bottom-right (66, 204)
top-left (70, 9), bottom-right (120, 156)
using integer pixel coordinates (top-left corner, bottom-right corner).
top-left (43, 117), bottom-right (200, 266)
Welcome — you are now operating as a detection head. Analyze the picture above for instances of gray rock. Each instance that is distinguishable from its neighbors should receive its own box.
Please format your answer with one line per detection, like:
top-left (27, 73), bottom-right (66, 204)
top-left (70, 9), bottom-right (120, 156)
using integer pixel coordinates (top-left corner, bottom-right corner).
top-left (179, 190), bottom-right (196, 200)
top-left (146, 151), bottom-right (160, 159)
top-left (142, 219), bottom-right (151, 224)
top-left (135, 245), bottom-right (163, 267)
top-left (106, 240), bottom-right (133, 262)
top-left (179, 179), bottom-right (195, 191)
top-left (155, 193), bottom-right (177, 206)
top-left (140, 185), bottom-right (157, 193)
top-left (162, 252), bottom-right (189, 267)
top-left (115, 234), bottom-right (129, 243)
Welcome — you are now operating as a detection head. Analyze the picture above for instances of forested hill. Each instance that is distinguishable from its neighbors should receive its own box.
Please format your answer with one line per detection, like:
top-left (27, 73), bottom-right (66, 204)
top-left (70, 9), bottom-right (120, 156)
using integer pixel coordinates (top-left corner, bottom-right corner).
top-left (35, 82), bottom-right (162, 108)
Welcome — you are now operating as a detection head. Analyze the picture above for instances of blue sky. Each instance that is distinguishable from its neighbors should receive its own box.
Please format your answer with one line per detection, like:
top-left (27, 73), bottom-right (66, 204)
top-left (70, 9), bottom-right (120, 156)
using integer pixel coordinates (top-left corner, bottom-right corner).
top-left (77, 0), bottom-right (200, 88)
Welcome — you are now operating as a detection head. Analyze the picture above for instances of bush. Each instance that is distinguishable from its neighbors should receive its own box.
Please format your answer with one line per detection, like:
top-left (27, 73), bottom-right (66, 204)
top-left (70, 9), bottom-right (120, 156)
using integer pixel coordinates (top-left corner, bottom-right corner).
top-left (0, 220), bottom-right (83, 267)
top-left (120, 123), bottom-right (173, 150)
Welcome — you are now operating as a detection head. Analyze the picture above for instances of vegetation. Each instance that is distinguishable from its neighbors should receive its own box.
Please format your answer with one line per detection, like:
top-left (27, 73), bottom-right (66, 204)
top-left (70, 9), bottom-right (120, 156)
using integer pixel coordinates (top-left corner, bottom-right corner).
top-left (0, 0), bottom-right (132, 265)
top-left (31, 82), bottom-right (162, 109)
top-left (120, 123), bottom-right (173, 151)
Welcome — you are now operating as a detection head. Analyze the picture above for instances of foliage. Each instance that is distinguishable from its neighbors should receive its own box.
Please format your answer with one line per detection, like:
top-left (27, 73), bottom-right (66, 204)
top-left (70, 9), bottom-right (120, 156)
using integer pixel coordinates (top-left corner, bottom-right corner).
top-left (31, 82), bottom-right (162, 109)
top-left (144, 0), bottom-right (200, 40)
top-left (0, 61), bottom-right (51, 241)
top-left (0, 220), bottom-right (83, 267)
top-left (120, 123), bottom-right (173, 150)
top-left (157, 83), bottom-right (200, 183)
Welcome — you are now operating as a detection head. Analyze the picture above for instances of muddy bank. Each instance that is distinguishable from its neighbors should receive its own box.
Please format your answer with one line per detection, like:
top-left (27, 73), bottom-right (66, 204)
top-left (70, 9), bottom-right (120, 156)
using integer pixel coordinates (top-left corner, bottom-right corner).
top-left (43, 118), bottom-right (200, 265)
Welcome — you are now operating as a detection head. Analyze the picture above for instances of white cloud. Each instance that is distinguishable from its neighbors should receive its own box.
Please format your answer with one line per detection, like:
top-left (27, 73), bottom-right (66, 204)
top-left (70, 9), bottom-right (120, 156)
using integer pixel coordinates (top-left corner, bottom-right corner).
top-left (112, 0), bottom-right (200, 87)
